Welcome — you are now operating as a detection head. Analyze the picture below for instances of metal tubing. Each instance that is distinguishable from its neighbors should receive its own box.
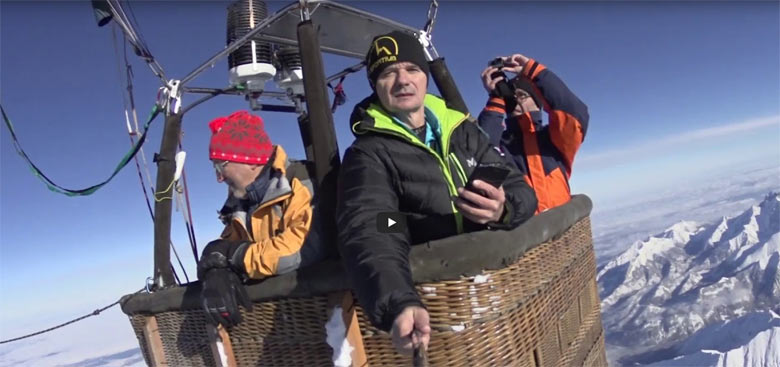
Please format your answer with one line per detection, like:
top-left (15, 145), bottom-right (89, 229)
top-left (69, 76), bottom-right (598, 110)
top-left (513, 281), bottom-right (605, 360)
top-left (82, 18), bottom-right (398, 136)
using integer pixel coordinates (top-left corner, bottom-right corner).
top-left (180, 0), bottom-right (422, 86)
top-left (251, 34), bottom-right (369, 59)
top-left (182, 87), bottom-right (242, 95)
top-left (182, 93), bottom-right (229, 115)
top-left (259, 104), bottom-right (297, 113)
top-left (325, 61), bottom-right (365, 84)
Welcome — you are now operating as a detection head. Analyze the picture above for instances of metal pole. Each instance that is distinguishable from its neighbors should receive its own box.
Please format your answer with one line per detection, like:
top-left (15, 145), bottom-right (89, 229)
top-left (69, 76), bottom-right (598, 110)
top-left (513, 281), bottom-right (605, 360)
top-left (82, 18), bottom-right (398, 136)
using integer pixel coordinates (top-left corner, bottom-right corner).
top-left (429, 58), bottom-right (469, 114)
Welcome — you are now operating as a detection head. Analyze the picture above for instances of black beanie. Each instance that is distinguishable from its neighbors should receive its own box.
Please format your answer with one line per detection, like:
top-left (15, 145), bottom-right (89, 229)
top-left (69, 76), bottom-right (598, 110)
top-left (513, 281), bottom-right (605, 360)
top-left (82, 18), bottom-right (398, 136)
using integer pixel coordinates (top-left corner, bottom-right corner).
top-left (365, 30), bottom-right (430, 86)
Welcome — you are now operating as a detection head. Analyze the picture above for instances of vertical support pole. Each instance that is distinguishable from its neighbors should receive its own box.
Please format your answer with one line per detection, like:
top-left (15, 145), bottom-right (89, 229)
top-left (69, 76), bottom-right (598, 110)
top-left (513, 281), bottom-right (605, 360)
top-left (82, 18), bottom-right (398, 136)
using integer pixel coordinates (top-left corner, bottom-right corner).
top-left (328, 291), bottom-right (368, 367)
top-left (143, 316), bottom-right (168, 366)
top-left (429, 58), bottom-right (469, 114)
top-left (207, 324), bottom-right (237, 367)
top-left (296, 112), bottom-right (315, 173)
top-left (153, 112), bottom-right (181, 288)
top-left (297, 20), bottom-right (340, 245)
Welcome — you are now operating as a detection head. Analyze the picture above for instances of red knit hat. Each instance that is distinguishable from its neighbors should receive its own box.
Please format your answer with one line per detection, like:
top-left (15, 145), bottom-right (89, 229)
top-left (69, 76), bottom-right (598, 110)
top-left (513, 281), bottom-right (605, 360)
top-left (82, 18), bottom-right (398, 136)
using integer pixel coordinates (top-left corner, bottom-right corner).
top-left (208, 111), bottom-right (273, 164)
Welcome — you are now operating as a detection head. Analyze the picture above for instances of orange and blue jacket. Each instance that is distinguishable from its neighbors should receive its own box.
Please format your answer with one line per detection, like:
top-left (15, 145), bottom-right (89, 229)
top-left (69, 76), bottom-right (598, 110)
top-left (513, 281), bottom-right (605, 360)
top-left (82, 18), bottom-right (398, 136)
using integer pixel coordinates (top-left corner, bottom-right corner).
top-left (478, 59), bottom-right (589, 214)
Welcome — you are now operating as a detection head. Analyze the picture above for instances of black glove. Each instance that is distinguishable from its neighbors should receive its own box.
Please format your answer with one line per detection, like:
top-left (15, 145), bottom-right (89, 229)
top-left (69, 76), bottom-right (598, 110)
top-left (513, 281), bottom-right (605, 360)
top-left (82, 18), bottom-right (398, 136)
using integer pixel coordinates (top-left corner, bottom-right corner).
top-left (197, 239), bottom-right (252, 328)
top-left (201, 266), bottom-right (253, 328)
top-left (198, 239), bottom-right (248, 277)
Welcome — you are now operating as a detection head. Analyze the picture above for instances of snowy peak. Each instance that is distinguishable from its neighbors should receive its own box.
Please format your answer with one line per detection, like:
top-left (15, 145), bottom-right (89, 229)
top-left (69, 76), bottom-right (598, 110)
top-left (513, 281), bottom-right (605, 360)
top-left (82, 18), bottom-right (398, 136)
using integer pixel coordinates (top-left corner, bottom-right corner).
top-left (644, 311), bottom-right (780, 367)
top-left (757, 191), bottom-right (780, 239)
top-left (661, 220), bottom-right (700, 243)
top-left (599, 193), bottom-right (780, 284)
top-left (598, 192), bottom-right (780, 365)
top-left (598, 220), bottom-right (698, 279)
top-left (676, 310), bottom-right (780, 354)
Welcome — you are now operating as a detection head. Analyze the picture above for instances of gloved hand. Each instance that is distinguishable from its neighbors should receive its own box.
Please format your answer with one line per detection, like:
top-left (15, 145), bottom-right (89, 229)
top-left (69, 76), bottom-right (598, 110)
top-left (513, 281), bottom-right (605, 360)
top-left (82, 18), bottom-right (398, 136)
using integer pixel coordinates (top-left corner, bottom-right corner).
top-left (200, 266), bottom-right (253, 328)
top-left (198, 239), bottom-right (248, 276)
top-left (198, 239), bottom-right (252, 328)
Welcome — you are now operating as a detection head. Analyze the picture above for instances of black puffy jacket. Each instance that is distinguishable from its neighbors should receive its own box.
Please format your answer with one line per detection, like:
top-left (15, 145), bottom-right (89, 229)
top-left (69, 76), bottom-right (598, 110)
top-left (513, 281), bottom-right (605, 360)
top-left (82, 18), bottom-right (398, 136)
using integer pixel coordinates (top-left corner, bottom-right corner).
top-left (337, 94), bottom-right (537, 331)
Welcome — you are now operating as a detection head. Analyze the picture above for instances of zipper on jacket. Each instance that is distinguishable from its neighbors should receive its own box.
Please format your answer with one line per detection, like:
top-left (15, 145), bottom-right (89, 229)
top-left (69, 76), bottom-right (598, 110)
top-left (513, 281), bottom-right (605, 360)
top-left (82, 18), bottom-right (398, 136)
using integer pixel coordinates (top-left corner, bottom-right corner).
top-left (443, 115), bottom-right (469, 233)
top-left (448, 152), bottom-right (468, 186)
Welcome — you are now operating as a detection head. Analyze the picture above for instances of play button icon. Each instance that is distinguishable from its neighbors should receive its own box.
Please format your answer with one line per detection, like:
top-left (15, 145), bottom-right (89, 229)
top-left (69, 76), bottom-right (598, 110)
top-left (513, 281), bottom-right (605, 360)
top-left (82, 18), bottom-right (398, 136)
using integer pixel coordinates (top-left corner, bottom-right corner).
top-left (377, 212), bottom-right (407, 233)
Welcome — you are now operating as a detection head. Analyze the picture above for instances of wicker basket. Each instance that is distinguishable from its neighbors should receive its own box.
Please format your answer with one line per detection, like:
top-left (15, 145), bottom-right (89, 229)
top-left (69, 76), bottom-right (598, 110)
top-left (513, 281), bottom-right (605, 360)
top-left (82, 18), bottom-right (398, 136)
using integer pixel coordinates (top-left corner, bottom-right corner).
top-left (122, 195), bottom-right (607, 366)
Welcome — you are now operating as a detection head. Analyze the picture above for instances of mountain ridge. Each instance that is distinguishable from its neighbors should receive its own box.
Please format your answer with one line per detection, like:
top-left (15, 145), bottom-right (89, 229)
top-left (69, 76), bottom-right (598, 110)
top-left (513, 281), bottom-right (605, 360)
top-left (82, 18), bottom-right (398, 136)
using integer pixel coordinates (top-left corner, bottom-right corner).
top-left (599, 192), bottom-right (780, 365)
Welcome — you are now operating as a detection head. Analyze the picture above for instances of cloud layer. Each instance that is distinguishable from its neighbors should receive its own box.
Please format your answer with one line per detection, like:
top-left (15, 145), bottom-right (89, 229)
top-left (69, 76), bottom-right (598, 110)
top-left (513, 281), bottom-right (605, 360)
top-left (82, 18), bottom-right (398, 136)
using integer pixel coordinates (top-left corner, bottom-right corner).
top-left (578, 115), bottom-right (780, 169)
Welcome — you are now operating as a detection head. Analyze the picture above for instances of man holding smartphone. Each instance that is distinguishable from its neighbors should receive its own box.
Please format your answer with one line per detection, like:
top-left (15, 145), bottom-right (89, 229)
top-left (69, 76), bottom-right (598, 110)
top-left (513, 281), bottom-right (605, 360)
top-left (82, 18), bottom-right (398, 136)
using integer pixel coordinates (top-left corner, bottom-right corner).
top-left (337, 31), bottom-right (537, 356)
top-left (479, 54), bottom-right (589, 213)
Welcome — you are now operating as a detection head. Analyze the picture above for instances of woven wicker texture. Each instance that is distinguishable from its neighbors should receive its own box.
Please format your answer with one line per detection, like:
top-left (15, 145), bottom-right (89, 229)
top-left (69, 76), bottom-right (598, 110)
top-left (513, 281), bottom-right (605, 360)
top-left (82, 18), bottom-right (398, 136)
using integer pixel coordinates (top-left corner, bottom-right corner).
top-left (129, 315), bottom-right (154, 366)
top-left (355, 217), bottom-right (606, 366)
top-left (130, 310), bottom-right (217, 367)
top-left (158, 309), bottom-right (216, 366)
top-left (227, 296), bottom-right (334, 366)
top-left (127, 217), bottom-right (607, 366)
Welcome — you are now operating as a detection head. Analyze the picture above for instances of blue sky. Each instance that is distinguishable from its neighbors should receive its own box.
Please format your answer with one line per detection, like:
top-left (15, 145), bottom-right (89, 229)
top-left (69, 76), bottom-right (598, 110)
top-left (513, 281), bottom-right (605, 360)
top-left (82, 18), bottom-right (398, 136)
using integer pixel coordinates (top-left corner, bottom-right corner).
top-left (1, 0), bottom-right (778, 342)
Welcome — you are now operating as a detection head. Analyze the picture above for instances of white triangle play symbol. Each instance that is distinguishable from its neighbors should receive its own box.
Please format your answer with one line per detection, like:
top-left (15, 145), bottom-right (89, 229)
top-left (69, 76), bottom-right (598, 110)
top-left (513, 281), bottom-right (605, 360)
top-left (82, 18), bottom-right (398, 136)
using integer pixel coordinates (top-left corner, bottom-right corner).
top-left (388, 218), bottom-right (396, 227)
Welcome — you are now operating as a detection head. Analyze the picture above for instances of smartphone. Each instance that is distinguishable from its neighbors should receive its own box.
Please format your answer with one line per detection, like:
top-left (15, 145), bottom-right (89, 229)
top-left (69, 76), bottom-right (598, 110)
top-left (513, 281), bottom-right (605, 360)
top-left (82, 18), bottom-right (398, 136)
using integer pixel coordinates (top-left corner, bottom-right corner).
top-left (466, 164), bottom-right (511, 191)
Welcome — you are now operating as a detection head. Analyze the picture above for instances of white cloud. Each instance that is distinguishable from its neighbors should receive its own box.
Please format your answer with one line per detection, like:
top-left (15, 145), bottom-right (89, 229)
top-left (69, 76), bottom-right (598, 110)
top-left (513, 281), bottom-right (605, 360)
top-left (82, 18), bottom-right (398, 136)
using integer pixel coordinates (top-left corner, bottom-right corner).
top-left (0, 307), bottom-right (143, 367)
top-left (578, 115), bottom-right (780, 168)
top-left (590, 162), bottom-right (780, 265)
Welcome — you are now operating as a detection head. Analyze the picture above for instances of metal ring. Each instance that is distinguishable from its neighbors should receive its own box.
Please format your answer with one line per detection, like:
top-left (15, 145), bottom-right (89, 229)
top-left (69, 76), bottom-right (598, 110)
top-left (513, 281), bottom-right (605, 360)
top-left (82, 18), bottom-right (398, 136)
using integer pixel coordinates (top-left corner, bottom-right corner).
top-left (145, 277), bottom-right (154, 293)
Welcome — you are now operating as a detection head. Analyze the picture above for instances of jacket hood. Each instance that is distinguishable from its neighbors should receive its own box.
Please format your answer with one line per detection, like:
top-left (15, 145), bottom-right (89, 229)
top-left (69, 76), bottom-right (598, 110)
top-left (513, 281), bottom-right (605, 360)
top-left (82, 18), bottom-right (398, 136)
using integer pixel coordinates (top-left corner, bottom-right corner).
top-left (258, 145), bottom-right (293, 205)
top-left (348, 94), bottom-right (379, 137)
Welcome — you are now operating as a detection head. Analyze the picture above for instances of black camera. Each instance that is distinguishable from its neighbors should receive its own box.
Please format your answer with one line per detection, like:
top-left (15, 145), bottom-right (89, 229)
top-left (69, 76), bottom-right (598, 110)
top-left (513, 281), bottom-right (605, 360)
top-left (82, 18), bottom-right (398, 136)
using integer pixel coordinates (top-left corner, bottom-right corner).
top-left (488, 57), bottom-right (516, 109)
top-left (488, 57), bottom-right (506, 69)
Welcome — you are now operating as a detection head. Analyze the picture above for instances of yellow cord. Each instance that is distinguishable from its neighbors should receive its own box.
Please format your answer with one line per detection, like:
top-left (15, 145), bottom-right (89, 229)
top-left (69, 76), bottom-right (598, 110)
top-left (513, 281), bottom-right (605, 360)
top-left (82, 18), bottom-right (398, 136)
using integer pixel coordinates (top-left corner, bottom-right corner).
top-left (153, 179), bottom-right (176, 202)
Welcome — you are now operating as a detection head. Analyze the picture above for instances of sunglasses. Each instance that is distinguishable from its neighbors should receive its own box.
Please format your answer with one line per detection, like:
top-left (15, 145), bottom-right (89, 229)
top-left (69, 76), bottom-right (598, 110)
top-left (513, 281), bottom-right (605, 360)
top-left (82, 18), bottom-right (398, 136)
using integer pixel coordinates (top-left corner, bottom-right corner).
top-left (213, 160), bottom-right (230, 175)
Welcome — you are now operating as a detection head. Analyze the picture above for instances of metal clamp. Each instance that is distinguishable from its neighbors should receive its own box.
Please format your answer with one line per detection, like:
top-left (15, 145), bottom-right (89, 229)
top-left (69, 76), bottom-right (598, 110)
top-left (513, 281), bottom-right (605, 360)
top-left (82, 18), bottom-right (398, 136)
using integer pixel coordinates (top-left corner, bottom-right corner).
top-left (168, 79), bottom-right (182, 115)
top-left (156, 87), bottom-right (169, 111)
top-left (418, 30), bottom-right (439, 61)
top-left (145, 276), bottom-right (155, 293)
top-left (419, 0), bottom-right (440, 60)
top-left (423, 0), bottom-right (439, 35)
top-left (298, 0), bottom-right (311, 21)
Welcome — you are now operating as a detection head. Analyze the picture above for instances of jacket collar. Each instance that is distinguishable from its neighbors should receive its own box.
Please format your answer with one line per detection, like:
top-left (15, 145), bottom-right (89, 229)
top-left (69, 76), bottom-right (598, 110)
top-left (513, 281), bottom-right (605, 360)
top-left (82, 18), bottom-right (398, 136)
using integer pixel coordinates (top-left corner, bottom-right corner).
top-left (509, 111), bottom-right (544, 134)
top-left (219, 145), bottom-right (293, 218)
top-left (350, 94), bottom-right (468, 142)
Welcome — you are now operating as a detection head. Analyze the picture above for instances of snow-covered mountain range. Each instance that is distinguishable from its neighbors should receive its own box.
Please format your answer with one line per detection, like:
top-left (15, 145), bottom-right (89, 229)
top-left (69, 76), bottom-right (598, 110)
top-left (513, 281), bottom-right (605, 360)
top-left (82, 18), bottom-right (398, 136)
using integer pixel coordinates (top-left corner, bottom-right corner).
top-left (598, 192), bottom-right (780, 366)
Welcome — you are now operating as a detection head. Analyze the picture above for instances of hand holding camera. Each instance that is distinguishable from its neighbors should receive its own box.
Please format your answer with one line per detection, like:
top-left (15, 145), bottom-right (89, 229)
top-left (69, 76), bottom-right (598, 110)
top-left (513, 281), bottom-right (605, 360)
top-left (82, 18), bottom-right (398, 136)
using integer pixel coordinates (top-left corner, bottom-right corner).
top-left (506, 54), bottom-right (530, 70)
top-left (481, 57), bottom-right (519, 114)
top-left (486, 57), bottom-right (515, 99)
top-left (481, 54), bottom-right (537, 116)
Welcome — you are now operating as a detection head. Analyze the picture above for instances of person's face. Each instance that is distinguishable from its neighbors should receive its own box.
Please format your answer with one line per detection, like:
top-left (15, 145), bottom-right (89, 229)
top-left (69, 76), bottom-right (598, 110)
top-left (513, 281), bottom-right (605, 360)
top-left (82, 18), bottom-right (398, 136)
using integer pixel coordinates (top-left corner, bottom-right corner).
top-left (515, 89), bottom-right (539, 113)
top-left (213, 160), bottom-right (263, 199)
top-left (374, 61), bottom-right (427, 116)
